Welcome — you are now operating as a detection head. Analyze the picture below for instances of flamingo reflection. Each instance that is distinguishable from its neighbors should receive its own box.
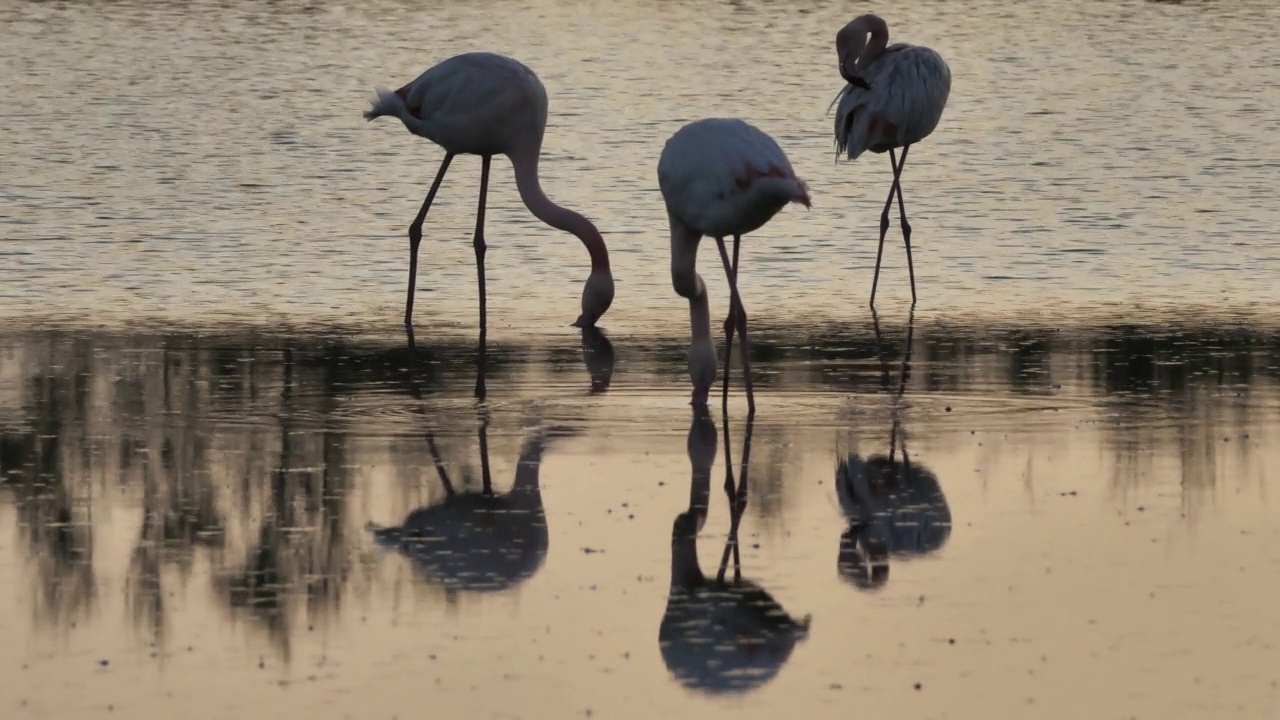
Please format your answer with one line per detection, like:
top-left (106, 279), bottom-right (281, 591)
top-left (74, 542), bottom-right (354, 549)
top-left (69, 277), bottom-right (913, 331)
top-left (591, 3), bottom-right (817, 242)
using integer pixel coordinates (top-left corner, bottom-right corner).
top-left (368, 412), bottom-right (557, 594)
top-left (660, 406), bottom-right (810, 693)
top-left (406, 321), bottom-right (614, 400)
top-left (368, 324), bottom-right (605, 594)
top-left (837, 309), bottom-right (951, 589)
top-left (580, 325), bottom-right (615, 394)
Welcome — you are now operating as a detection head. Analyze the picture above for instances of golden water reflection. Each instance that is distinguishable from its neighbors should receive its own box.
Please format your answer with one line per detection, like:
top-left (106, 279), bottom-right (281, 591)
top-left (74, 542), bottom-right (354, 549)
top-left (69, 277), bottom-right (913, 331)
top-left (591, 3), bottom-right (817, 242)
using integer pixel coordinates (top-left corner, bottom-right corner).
top-left (1, 319), bottom-right (1277, 717)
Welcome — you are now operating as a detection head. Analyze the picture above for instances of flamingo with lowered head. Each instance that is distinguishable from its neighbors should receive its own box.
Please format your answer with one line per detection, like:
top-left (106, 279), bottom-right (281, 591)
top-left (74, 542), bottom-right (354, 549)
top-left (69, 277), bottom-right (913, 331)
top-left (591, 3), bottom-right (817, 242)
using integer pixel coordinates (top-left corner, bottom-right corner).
top-left (832, 14), bottom-right (951, 307)
top-left (659, 118), bottom-right (810, 412)
top-left (363, 52), bottom-right (615, 356)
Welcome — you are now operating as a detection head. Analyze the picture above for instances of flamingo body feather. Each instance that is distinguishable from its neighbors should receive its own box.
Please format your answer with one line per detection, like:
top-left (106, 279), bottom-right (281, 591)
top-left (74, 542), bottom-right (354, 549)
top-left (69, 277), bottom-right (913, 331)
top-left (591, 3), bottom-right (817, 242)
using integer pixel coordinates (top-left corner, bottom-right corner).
top-left (659, 118), bottom-right (810, 241)
top-left (366, 52), bottom-right (547, 158)
top-left (834, 44), bottom-right (951, 161)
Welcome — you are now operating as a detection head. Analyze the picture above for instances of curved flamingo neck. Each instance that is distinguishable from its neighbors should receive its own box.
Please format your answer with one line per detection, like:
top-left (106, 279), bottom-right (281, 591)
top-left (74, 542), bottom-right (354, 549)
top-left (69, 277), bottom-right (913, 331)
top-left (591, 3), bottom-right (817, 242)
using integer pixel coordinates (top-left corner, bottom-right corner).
top-left (857, 15), bottom-right (890, 68)
top-left (671, 521), bottom-right (706, 589)
top-left (511, 150), bottom-right (611, 273)
top-left (510, 438), bottom-right (546, 509)
top-left (670, 225), bottom-right (710, 341)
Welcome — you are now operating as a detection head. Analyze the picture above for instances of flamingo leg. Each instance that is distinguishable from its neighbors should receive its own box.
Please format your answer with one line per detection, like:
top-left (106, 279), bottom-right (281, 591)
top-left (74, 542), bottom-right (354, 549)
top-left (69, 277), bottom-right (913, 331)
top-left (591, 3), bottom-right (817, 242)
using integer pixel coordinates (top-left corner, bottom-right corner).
top-left (893, 146), bottom-right (916, 305)
top-left (719, 399), bottom-right (739, 571)
top-left (869, 147), bottom-right (910, 308)
top-left (425, 434), bottom-right (456, 496)
top-left (406, 152), bottom-right (456, 344)
top-left (478, 407), bottom-right (494, 497)
top-left (896, 308), bottom-right (916, 470)
top-left (473, 155), bottom-right (492, 400)
top-left (720, 234), bottom-right (742, 415)
top-left (714, 236), bottom-right (755, 415)
top-left (733, 414), bottom-right (754, 582)
top-left (717, 413), bottom-right (754, 584)
top-left (871, 307), bottom-right (891, 390)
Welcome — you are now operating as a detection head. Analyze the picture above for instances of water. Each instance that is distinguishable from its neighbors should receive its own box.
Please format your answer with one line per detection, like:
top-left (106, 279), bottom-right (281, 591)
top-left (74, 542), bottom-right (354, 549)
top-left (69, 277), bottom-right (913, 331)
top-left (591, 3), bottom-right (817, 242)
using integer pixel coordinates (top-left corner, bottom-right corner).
top-left (3, 0), bottom-right (1279, 331)
top-left (4, 320), bottom-right (1279, 718)
top-left (3, 0), bottom-right (1280, 717)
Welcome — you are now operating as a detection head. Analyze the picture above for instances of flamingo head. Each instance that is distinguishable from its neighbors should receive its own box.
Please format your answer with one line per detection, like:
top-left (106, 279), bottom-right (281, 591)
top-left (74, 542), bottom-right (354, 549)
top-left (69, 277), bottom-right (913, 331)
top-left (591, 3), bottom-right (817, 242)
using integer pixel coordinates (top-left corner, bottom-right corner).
top-left (792, 178), bottom-right (812, 209)
top-left (836, 15), bottom-right (884, 90)
top-left (836, 48), bottom-right (872, 90)
top-left (572, 270), bottom-right (615, 328)
top-left (687, 336), bottom-right (718, 405)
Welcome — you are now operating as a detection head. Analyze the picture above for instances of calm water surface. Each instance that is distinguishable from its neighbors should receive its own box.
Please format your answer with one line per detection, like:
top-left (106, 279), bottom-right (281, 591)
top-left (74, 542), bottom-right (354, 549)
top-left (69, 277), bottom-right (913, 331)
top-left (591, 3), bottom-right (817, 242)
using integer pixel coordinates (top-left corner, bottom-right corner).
top-left (3, 320), bottom-right (1279, 719)
top-left (3, 0), bottom-right (1280, 718)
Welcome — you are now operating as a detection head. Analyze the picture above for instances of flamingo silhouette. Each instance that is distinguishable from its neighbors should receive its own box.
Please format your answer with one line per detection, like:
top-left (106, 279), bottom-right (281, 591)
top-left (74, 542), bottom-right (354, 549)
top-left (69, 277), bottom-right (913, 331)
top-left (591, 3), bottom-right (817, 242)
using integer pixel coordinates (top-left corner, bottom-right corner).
top-left (659, 118), bottom-right (810, 412)
top-left (832, 15), bottom-right (952, 306)
top-left (364, 52), bottom-right (615, 393)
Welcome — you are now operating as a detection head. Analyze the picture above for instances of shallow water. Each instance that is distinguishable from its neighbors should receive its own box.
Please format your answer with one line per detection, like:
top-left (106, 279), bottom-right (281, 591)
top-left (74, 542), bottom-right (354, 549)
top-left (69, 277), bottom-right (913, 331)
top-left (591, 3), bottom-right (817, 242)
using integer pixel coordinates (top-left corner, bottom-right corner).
top-left (3, 319), bottom-right (1279, 718)
top-left (3, 0), bottom-right (1280, 717)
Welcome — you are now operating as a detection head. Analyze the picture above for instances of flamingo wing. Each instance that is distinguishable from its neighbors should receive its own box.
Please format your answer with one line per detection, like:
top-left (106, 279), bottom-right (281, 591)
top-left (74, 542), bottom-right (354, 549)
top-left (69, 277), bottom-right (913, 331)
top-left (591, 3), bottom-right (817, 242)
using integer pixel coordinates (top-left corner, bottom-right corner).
top-left (833, 44), bottom-right (951, 160)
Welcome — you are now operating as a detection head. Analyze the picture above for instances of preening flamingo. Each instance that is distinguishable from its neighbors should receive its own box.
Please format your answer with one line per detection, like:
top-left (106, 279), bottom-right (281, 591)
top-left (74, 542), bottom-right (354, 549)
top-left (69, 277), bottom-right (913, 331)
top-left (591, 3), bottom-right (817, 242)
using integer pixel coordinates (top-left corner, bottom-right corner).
top-left (658, 118), bottom-right (810, 412)
top-left (832, 14), bottom-right (951, 307)
top-left (363, 52), bottom-right (615, 360)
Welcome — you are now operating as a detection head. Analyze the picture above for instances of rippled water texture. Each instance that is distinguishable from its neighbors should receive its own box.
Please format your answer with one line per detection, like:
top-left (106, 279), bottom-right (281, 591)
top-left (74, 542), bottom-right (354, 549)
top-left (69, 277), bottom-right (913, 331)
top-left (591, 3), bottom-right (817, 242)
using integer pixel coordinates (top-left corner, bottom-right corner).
top-left (2, 0), bottom-right (1279, 332)
top-left (3, 0), bottom-right (1280, 718)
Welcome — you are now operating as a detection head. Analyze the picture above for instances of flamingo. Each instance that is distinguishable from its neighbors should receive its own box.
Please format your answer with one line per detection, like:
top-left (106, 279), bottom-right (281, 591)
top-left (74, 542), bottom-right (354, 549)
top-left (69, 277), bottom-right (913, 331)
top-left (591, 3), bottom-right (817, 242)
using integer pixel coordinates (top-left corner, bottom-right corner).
top-left (659, 118), bottom-right (810, 412)
top-left (832, 14), bottom-right (951, 307)
top-left (363, 52), bottom-right (615, 362)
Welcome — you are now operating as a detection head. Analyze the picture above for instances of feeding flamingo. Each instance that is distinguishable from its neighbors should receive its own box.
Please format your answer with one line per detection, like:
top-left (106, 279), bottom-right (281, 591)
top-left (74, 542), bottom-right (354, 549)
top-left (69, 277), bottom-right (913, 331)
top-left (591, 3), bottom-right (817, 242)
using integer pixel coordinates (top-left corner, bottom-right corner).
top-left (659, 118), bottom-right (810, 412)
top-left (832, 14), bottom-right (951, 307)
top-left (363, 52), bottom-right (615, 366)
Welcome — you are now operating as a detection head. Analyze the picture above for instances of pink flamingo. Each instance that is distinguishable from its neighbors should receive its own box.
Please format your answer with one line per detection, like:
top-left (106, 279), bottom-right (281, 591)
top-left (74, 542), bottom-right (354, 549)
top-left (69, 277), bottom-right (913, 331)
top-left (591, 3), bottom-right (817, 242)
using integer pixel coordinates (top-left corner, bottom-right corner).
top-left (659, 118), bottom-right (810, 413)
top-left (363, 52), bottom-right (615, 348)
top-left (833, 14), bottom-right (951, 307)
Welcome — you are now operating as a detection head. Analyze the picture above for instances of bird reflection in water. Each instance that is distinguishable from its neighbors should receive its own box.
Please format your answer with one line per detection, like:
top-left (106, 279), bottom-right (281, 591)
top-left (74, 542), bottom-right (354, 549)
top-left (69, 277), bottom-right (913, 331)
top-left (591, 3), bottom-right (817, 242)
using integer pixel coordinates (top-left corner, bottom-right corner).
top-left (406, 320), bottom-right (614, 400)
top-left (367, 412), bottom-right (556, 595)
top-left (660, 405), bottom-right (811, 693)
top-left (580, 326), bottom-right (615, 394)
top-left (367, 320), bottom-right (611, 593)
top-left (837, 309), bottom-right (951, 589)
